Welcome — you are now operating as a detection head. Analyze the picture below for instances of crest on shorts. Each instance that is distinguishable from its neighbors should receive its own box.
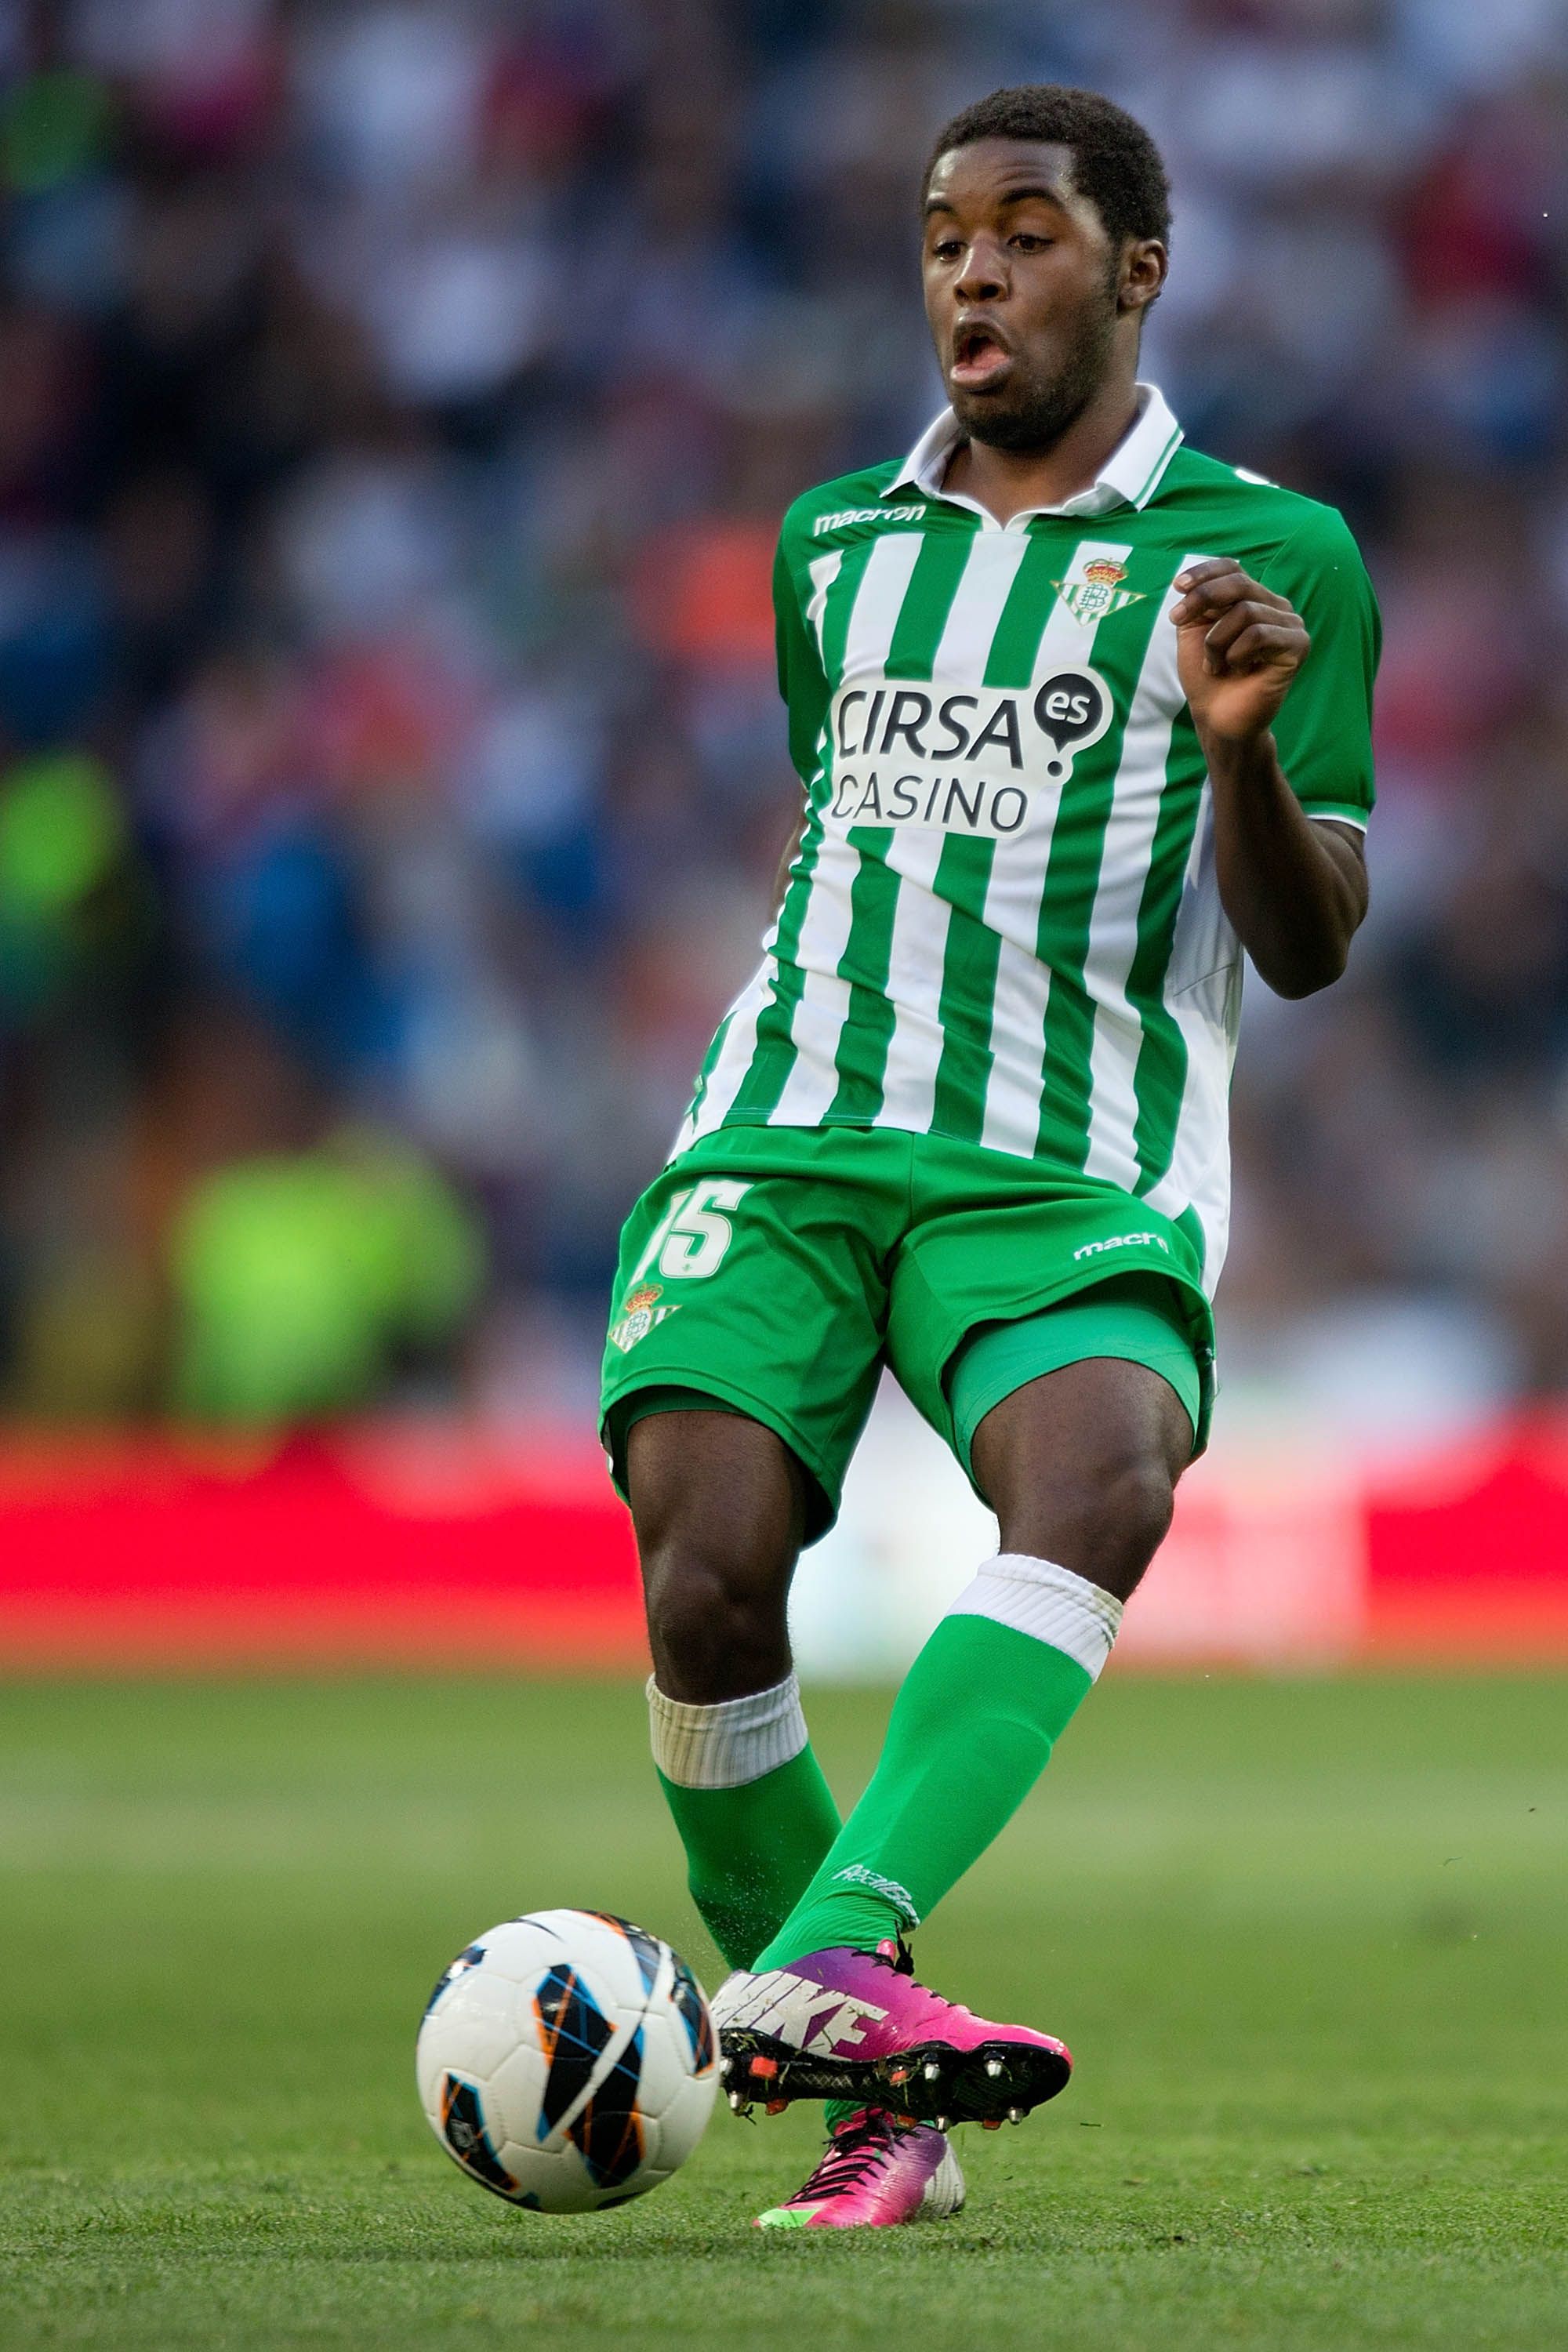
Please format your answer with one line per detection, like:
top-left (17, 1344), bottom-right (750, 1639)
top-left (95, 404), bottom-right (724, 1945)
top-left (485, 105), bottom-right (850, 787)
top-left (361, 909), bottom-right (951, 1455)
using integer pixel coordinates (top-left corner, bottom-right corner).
top-left (1053, 559), bottom-right (1145, 626)
top-left (610, 1283), bottom-right (681, 1355)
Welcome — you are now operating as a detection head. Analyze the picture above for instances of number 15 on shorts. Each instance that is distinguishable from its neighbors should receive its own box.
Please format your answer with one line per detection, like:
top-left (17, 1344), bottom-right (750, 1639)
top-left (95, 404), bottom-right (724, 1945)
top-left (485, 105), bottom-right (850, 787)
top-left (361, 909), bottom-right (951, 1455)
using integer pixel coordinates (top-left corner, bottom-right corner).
top-left (631, 1180), bottom-right (753, 1283)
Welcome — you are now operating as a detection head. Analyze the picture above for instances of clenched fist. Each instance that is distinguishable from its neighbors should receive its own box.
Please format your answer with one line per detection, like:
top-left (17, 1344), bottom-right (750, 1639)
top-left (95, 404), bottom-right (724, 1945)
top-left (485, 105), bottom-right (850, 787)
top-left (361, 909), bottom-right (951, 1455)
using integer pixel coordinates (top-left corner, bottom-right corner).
top-left (1172, 557), bottom-right (1310, 748)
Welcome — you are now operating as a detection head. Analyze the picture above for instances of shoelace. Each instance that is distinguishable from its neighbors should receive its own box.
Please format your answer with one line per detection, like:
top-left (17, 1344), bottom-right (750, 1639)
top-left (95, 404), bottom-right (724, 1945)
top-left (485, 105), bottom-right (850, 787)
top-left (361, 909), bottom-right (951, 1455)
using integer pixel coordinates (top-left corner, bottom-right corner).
top-left (871, 1933), bottom-right (967, 2021)
top-left (871, 1933), bottom-right (916, 1976)
top-left (787, 2111), bottom-right (906, 2202)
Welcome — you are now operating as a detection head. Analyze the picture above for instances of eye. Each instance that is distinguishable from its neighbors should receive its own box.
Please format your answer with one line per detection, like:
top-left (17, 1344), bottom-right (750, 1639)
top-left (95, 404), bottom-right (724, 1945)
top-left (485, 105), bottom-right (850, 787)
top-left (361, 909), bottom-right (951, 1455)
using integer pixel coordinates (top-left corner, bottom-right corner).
top-left (1011, 233), bottom-right (1053, 252)
top-left (931, 238), bottom-right (963, 262)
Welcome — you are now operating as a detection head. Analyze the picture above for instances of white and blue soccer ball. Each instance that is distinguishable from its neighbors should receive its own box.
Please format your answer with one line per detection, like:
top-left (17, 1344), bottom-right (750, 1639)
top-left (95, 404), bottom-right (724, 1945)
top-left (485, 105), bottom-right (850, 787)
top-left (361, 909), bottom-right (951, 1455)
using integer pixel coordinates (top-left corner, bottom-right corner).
top-left (416, 1909), bottom-right (717, 2213)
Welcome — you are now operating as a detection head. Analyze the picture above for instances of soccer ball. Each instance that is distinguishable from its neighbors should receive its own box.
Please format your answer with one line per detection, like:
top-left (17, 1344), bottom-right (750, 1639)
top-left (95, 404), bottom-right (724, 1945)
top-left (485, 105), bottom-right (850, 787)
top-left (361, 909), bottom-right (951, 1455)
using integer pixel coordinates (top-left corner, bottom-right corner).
top-left (416, 1909), bottom-right (717, 2213)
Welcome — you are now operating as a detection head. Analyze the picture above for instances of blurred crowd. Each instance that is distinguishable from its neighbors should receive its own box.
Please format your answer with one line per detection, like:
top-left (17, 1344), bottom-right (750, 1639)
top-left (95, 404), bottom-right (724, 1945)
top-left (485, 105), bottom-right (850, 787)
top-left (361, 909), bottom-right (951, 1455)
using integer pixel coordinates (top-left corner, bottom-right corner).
top-left (0, 0), bottom-right (1564, 1439)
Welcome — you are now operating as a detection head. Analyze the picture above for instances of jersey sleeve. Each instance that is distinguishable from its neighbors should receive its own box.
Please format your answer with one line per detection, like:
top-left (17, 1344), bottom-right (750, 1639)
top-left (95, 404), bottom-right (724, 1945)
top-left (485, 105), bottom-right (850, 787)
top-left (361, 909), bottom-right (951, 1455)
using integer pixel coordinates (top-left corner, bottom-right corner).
top-left (774, 517), bottom-right (831, 788)
top-left (1259, 505), bottom-right (1381, 828)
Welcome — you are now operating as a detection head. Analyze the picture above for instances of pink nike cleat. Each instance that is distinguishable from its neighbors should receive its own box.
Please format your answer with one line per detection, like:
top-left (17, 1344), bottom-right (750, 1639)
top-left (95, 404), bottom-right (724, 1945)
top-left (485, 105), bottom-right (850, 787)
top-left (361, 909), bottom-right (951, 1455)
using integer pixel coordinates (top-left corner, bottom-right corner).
top-left (711, 1936), bottom-right (1072, 2128)
top-left (754, 2106), bottom-right (964, 2230)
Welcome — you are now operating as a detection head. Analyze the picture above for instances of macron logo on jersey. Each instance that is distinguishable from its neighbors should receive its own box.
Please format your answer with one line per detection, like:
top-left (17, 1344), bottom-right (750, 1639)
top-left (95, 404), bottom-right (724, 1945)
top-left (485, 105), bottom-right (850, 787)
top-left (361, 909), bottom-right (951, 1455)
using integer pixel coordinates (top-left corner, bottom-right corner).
top-left (813, 505), bottom-right (927, 535)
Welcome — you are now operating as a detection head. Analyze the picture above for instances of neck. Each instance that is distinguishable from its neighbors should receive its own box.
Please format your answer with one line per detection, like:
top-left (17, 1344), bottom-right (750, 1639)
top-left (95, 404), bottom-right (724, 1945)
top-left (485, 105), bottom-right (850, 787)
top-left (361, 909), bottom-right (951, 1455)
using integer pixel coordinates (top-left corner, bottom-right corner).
top-left (942, 369), bottom-right (1142, 525)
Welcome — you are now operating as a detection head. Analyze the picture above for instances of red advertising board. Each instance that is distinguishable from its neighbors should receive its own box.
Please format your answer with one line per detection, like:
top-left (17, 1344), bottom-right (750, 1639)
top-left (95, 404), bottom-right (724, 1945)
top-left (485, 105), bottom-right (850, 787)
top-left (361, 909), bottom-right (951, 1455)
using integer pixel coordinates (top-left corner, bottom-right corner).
top-left (0, 1416), bottom-right (1564, 1671)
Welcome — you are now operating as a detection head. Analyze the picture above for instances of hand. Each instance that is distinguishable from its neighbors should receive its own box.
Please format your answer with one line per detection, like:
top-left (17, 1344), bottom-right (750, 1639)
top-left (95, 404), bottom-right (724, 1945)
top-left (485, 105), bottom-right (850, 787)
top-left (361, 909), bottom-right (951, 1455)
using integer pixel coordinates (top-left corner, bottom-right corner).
top-left (1171, 558), bottom-right (1309, 748)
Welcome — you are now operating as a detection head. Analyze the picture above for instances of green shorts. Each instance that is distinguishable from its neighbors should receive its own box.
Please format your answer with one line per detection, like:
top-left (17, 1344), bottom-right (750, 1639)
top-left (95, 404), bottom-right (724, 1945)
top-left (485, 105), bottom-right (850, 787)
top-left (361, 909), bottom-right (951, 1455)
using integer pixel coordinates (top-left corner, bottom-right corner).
top-left (600, 1126), bottom-right (1214, 1543)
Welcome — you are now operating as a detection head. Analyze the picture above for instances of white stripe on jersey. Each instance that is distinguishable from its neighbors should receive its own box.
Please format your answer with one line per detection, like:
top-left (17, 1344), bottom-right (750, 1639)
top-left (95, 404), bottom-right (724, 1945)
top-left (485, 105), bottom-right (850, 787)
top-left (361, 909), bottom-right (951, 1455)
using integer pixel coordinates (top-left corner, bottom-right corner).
top-left (671, 968), bottom-right (772, 1155)
top-left (874, 532), bottom-right (1031, 1135)
top-left (1144, 783), bottom-right (1240, 1287)
top-left (1080, 556), bottom-right (1207, 1192)
top-left (768, 530), bottom-right (925, 1127)
top-left (804, 546), bottom-right (841, 657)
top-left (978, 539), bottom-right (1133, 1160)
top-left (681, 549), bottom-right (844, 1149)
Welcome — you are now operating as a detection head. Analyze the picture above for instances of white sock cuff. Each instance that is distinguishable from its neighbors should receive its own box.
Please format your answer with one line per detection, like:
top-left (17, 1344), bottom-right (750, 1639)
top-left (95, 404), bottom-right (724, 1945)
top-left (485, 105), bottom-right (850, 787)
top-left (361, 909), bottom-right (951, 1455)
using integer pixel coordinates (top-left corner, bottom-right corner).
top-left (647, 1671), bottom-right (809, 1790)
top-left (948, 1554), bottom-right (1123, 1681)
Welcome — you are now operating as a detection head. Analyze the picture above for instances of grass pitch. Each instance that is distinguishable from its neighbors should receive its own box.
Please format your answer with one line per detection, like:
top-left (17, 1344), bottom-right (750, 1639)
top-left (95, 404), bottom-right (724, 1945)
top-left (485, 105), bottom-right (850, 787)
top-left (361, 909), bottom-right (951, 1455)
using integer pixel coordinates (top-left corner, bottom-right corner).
top-left (0, 1673), bottom-right (1563, 2351)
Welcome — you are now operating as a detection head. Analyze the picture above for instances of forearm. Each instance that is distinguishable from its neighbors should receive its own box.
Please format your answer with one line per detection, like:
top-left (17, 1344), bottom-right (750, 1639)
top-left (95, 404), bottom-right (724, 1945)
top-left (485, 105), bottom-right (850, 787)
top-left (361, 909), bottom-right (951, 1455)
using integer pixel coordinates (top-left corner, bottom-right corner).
top-left (1205, 731), bottom-right (1367, 998)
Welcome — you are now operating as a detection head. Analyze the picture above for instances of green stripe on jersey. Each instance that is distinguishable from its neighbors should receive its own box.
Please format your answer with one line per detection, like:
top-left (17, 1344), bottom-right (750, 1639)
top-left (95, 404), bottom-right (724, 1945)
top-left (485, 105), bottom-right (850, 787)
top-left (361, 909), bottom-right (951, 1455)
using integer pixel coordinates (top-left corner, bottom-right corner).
top-left (930, 532), bottom-right (1062, 1143)
top-left (830, 523), bottom-right (977, 1124)
top-left (677, 419), bottom-right (1380, 1294)
top-left (1129, 710), bottom-right (1208, 1193)
top-left (732, 539), bottom-right (874, 1120)
top-left (1033, 576), bottom-right (1164, 1171)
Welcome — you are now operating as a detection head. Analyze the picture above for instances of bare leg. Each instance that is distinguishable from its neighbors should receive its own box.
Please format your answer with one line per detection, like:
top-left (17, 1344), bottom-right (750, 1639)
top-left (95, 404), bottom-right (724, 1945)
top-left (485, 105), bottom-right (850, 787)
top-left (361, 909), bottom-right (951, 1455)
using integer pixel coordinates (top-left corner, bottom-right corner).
top-left (970, 1354), bottom-right (1195, 1602)
top-left (626, 1407), bottom-right (840, 1978)
top-left (627, 1406), bottom-right (811, 1702)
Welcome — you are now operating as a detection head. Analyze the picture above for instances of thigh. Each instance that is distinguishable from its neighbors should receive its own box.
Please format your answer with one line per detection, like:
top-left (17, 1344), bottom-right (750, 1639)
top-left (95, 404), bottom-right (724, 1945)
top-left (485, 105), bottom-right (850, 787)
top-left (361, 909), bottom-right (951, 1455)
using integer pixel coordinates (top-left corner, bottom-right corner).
top-left (600, 1149), bottom-right (891, 1544)
top-left (971, 1353), bottom-right (1193, 1600)
top-left (627, 1405), bottom-right (811, 1557)
top-left (950, 1274), bottom-right (1202, 1481)
top-left (886, 1150), bottom-right (1216, 1480)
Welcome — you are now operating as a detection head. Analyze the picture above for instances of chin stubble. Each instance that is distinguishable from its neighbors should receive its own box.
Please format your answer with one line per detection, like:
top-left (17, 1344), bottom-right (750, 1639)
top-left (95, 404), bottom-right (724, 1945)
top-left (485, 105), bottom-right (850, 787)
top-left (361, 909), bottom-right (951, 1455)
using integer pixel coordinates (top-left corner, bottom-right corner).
top-left (956, 289), bottom-right (1120, 456)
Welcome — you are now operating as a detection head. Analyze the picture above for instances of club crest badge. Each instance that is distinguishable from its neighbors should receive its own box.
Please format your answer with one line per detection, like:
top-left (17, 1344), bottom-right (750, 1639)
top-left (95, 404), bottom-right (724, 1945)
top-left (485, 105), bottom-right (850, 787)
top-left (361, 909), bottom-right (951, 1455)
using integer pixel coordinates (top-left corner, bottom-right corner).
top-left (610, 1283), bottom-right (681, 1355)
top-left (1053, 558), bottom-right (1146, 626)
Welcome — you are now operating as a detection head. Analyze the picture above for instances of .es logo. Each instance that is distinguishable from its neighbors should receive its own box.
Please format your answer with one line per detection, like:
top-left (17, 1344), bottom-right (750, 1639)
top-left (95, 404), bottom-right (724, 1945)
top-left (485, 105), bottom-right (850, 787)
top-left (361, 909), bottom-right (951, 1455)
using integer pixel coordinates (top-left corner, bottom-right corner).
top-left (1033, 669), bottom-right (1113, 782)
top-left (825, 662), bottom-right (1117, 837)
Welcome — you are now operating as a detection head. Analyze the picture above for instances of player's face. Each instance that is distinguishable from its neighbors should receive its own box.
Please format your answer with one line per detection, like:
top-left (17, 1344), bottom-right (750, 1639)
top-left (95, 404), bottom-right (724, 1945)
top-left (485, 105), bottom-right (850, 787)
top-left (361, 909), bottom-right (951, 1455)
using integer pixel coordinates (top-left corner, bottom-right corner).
top-left (922, 139), bottom-right (1159, 452)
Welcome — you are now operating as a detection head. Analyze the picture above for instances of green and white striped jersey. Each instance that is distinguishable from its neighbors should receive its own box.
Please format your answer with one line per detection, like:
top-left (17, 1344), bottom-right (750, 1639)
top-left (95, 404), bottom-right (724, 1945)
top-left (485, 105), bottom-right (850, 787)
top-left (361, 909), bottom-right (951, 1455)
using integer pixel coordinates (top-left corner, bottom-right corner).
top-left (673, 384), bottom-right (1378, 1291)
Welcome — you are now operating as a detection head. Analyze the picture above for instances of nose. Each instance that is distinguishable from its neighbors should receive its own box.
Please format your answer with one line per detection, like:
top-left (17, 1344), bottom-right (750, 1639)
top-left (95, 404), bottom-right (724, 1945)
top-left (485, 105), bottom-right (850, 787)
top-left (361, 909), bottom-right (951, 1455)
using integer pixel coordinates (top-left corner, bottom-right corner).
top-left (955, 234), bottom-right (1007, 305)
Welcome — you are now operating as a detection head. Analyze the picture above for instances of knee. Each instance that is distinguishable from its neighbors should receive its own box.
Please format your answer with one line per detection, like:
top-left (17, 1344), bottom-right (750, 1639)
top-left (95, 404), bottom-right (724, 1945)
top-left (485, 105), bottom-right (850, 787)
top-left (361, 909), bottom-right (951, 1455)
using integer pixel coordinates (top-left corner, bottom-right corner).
top-left (997, 1447), bottom-right (1177, 1602)
top-left (626, 1412), bottom-right (805, 1701)
top-left (640, 1530), bottom-right (793, 1702)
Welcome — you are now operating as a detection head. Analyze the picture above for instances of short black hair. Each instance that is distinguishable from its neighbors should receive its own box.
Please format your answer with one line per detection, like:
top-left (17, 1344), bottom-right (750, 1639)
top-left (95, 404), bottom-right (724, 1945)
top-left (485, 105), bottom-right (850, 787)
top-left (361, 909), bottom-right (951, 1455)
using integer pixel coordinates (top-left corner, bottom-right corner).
top-left (924, 85), bottom-right (1171, 250)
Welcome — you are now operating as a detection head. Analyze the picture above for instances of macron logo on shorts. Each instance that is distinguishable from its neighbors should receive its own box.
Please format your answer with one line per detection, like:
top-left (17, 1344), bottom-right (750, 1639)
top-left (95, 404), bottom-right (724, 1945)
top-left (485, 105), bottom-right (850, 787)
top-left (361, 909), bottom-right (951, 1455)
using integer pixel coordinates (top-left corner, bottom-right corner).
top-left (1073, 1232), bottom-right (1171, 1261)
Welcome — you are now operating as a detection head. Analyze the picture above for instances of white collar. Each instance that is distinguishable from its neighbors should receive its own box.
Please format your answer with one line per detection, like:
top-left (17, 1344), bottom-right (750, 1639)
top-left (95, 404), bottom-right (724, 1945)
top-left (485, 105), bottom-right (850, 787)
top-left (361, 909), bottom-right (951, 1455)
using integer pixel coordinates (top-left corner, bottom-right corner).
top-left (888, 381), bottom-right (1183, 525)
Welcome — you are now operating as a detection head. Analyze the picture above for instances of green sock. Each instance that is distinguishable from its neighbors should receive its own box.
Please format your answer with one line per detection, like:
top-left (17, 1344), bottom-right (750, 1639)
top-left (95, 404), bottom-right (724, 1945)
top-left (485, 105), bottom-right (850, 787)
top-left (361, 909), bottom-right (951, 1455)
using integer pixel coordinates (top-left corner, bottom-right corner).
top-left (753, 1559), bottom-right (1120, 1969)
top-left (647, 1674), bottom-right (840, 1968)
top-left (656, 1747), bottom-right (840, 1968)
top-left (648, 1672), bottom-right (857, 2128)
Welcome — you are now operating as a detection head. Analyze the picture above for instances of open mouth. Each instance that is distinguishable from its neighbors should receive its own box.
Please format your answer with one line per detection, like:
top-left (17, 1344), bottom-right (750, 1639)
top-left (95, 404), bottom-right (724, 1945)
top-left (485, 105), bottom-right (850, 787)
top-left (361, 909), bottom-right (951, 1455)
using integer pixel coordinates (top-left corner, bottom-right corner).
top-left (950, 320), bottom-right (1012, 392)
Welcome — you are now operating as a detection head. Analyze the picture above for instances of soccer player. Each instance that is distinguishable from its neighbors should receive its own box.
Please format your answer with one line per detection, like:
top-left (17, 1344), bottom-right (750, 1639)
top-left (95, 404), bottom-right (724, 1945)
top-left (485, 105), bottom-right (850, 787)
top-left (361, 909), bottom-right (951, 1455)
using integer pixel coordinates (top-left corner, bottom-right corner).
top-left (600, 85), bottom-right (1377, 2230)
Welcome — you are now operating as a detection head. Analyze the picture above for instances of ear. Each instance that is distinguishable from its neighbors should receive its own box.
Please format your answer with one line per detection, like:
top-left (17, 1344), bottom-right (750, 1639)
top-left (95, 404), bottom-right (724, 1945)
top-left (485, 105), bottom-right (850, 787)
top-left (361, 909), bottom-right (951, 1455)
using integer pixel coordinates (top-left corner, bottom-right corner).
top-left (1118, 238), bottom-right (1167, 316)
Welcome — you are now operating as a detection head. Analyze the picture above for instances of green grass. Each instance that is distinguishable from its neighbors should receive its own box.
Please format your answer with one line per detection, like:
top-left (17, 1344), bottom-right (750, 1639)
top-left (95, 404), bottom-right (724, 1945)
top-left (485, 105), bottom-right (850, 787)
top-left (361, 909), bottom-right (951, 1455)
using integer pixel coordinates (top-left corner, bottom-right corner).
top-left (0, 1675), bottom-right (1564, 2350)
